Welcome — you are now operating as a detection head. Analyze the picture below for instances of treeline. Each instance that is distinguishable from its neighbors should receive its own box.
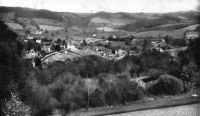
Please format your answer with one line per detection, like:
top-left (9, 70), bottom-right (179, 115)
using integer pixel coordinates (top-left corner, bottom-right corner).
top-left (0, 20), bottom-right (24, 115)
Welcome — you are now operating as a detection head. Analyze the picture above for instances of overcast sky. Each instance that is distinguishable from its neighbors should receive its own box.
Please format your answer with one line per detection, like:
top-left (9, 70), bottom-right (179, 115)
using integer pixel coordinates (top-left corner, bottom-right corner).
top-left (0, 0), bottom-right (199, 13)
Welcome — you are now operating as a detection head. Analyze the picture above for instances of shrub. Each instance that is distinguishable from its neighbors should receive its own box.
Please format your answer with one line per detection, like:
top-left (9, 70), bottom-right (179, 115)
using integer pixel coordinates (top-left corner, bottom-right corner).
top-left (148, 75), bottom-right (184, 95)
top-left (181, 62), bottom-right (200, 85)
top-left (59, 90), bottom-right (85, 112)
top-left (89, 88), bottom-right (105, 107)
top-left (105, 86), bottom-right (122, 105)
top-left (105, 77), bottom-right (145, 105)
top-left (120, 80), bottom-right (145, 103)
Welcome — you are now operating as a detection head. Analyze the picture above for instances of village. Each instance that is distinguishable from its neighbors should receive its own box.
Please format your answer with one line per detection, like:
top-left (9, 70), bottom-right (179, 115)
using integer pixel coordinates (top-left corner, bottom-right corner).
top-left (18, 24), bottom-right (200, 68)
top-left (20, 27), bottom-right (129, 66)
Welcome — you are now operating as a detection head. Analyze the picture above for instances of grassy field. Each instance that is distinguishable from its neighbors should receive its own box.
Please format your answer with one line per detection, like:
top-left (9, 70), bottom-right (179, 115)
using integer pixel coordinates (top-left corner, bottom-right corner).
top-left (132, 24), bottom-right (200, 39)
top-left (5, 22), bottom-right (23, 30)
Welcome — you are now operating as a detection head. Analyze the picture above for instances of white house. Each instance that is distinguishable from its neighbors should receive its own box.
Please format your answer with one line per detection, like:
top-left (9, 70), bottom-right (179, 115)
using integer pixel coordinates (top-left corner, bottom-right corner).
top-left (185, 31), bottom-right (200, 40)
top-left (67, 42), bottom-right (76, 50)
top-left (36, 39), bottom-right (41, 44)
top-left (27, 35), bottom-right (34, 40)
top-left (33, 30), bottom-right (43, 35)
top-left (25, 49), bottom-right (38, 59)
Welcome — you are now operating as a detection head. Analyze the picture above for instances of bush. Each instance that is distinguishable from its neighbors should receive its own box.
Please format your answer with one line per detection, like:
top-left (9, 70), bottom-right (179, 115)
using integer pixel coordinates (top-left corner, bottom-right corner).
top-left (148, 75), bottom-right (184, 95)
top-left (104, 77), bottom-right (145, 105)
top-left (105, 86), bottom-right (122, 105)
top-left (181, 62), bottom-right (200, 85)
top-left (89, 88), bottom-right (105, 107)
top-left (120, 80), bottom-right (145, 103)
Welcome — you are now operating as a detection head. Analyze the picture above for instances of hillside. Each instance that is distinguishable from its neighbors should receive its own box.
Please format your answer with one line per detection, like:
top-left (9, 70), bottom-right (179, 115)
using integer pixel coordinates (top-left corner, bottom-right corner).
top-left (0, 6), bottom-right (199, 35)
top-left (132, 24), bottom-right (200, 39)
top-left (120, 12), bottom-right (200, 32)
top-left (0, 6), bottom-right (63, 21)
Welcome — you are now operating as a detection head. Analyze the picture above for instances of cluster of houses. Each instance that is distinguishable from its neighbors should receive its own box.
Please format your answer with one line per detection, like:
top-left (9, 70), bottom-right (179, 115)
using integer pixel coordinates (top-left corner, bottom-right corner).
top-left (184, 30), bottom-right (200, 44)
top-left (92, 46), bottom-right (126, 60)
top-left (150, 39), bottom-right (166, 53)
top-left (21, 26), bottom-right (200, 67)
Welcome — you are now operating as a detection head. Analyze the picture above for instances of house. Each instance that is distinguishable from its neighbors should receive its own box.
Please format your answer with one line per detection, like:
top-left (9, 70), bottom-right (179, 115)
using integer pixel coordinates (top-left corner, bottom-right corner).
top-left (24, 39), bottom-right (28, 43)
top-left (67, 41), bottom-right (76, 50)
top-left (32, 30), bottom-right (43, 35)
top-left (41, 46), bottom-right (51, 53)
top-left (185, 30), bottom-right (200, 40)
top-left (116, 49), bottom-right (124, 56)
top-left (25, 49), bottom-right (39, 59)
top-left (36, 39), bottom-right (41, 44)
top-left (84, 37), bottom-right (102, 44)
top-left (27, 35), bottom-right (34, 40)
top-left (184, 30), bottom-right (200, 44)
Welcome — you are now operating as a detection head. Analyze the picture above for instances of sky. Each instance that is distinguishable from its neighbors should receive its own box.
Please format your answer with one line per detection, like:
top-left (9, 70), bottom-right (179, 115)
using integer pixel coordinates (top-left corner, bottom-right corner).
top-left (0, 0), bottom-right (199, 13)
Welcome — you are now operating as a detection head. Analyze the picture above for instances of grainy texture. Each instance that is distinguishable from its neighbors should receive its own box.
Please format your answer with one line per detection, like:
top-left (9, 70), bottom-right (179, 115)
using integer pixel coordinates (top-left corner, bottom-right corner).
top-left (107, 103), bottom-right (200, 116)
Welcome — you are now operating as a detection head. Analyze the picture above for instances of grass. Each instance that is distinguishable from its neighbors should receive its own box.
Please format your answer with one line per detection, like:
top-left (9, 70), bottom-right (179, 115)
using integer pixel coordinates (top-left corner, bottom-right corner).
top-left (132, 24), bottom-right (200, 39)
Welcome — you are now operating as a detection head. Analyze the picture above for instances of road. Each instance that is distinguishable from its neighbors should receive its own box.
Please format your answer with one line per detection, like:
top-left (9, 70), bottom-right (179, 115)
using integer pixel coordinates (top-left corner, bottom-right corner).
top-left (107, 103), bottom-right (200, 116)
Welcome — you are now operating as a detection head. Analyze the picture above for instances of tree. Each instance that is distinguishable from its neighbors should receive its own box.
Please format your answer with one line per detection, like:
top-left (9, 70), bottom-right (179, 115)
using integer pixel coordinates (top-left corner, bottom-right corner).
top-left (89, 89), bottom-right (105, 107)
top-left (62, 40), bottom-right (66, 45)
top-left (148, 75), bottom-right (184, 95)
top-left (54, 45), bottom-right (61, 51)
top-left (189, 38), bottom-right (200, 68)
top-left (34, 57), bottom-right (42, 70)
top-left (142, 39), bottom-right (152, 51)
top-left (27, 40), bottom-right (41, 51)
top-left (81, 39), bottom-right (87, 46)
top-left (181, 62), bottom-right (200, 85)
top-left (56, 39), bottom-right (62, 45)
top-left (0, 20), bottom-right (24, 115)
top-left (125, 38), bottom-right (132, 46)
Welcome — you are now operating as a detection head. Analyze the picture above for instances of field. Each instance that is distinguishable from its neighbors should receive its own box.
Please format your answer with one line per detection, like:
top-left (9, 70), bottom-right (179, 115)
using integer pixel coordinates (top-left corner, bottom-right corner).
top-left (5, 22), bottom-right (23, 30)
top-left (32, 18), bottom-right (64, 27)
top-left (132, 24), bottom-right (200, 39)
top-left (96, 27), bottom-right (116, 32)
top-left (90, 16), bottom-right (134, 27)
top-left (39, 25), bottom-right (65, 31)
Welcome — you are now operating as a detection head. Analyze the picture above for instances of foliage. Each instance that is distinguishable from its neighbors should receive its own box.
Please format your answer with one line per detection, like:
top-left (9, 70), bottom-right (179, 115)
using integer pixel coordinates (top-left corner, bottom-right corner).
top-left (181, 62), bottom-right (200, 86)
top-left (189, 38), bottom-right (200, 68)
top-left (0, 20), bottom-right (24, 115)
top-left (148, 75), bottom-right (184, 95)
top-left (89, 88), bottom-right (105, 107)
top-left (139, 49), bottom-right (171, 72)
top-left (0, 6), bottom-right (63, 21)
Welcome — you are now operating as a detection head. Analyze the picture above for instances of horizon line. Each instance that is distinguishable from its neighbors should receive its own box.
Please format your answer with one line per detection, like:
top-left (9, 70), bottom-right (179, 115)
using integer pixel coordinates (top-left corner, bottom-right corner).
top-left (0, 5), bottom-right (199, 14)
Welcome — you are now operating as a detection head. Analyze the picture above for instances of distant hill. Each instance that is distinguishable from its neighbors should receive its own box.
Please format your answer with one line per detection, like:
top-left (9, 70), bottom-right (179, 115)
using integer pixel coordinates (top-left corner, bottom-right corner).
top-left (132, 24), bottom-right (200, 39)
top-left (120, 12), bottom-right (200, 32)
top-left (0, 6), bottom-right (63, 21)
top-left (0, 6), bottom-right (199, 31)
